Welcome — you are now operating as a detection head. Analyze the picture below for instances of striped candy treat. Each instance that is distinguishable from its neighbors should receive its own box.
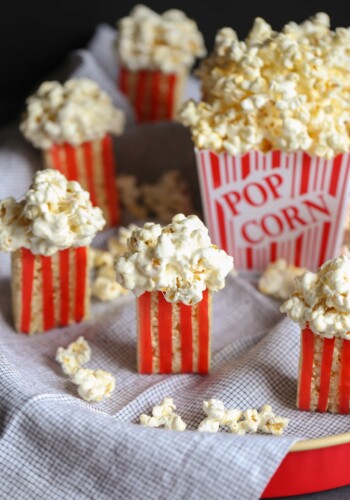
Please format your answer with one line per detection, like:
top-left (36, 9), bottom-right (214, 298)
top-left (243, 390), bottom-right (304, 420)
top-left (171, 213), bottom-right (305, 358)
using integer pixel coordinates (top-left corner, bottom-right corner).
top-left (118, 67), bottom-right (186, 123)
top-left (195, 149), bottom-right (350, 271)
top-left (11, 247), bottom-right (90, 334)
top-left (137, 290), bottom-right (211, 374)
top-left (298, 327), bottom-right (350, 414)
top-left (44, 134), bottom-right (119, 227)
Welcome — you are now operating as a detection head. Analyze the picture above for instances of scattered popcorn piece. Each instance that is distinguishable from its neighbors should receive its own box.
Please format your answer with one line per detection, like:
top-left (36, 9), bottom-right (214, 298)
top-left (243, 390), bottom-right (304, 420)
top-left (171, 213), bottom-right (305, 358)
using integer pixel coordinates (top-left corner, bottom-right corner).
top-left (117, 175), bottom-right (147, 219)
top-left (241, 408), bottom-right (261, 433)
top-left (199, 399), bottom-right (242, 433)
top-left (228, 421), bottom-right (248, 435)
top-left (259, 259), bottom-right (306, 300)
top-left (91, 276), bottom-right (128, 301)
top-left (202, 399), bottom-right (226, 420)
top-left (139, 397), bottom-right (187, 431)
top-left (198, 418), bottom-right (220, 433)
top-left (90, 248), bottom-right (114, 268)
top-left (71, 368), bottom-right (115, 402)
top-left (258, 404), bottom-right (289, 435)
top-left (107, 224), bottom-right (139, 257)
top-left (56, 336), bottom-right (91, 376)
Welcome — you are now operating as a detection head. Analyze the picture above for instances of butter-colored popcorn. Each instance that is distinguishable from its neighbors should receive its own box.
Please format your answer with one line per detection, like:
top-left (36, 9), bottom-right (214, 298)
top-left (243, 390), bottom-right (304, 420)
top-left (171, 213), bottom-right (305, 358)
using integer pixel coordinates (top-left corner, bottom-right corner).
top-left (258, 404), bottom-right (289, 436)
top-left (71, 368), bottom-right (115, 402)
top-left (281, 256), bottom-right (350, 338)
top-left (241, 408), bottom-right (260, 433)
top-left (259, 259), bottom-right (306, 300)
top-left (91, 276), bottom-right (129, 301)
top-left (139, 397), bottom-right (187, 431)
top-left (90, 249), bottom-right (114, 268)
top-left (55, 336), bottom-right (91, 376)
top-left (180, 13), bottom-right (350, 158)
top-left (21, 79), bottom-right (125, 149)
top-left (199, 399), bottom-right (242, 433)
top-left (117, 175), bottom-right (147, 220)
top-left (0, 170), bottom-right (105, 256)
top-left (115, 214), bottom-right (234, 305)
top-left (116, 5), bottom-right (206, 73)
top-left (107, 224), bottom-right (139, 257)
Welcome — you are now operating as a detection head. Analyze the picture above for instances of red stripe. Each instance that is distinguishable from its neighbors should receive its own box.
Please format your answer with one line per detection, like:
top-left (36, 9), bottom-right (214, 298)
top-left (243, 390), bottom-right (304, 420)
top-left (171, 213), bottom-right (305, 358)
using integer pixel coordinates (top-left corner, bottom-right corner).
top-left (270, 242), bottom-right (277, 262)
top-left (318, 221), bottom-right (331, 267)
top-left (329, 155), bottom-right (343, 196)
top-left (215, 201), bottom-right (228, 252)
top-left (64, 143), bottom-right (79, 180)
top-left (180, 303), bottom-right (193, 372)
top-left (329, 154), bottom-right (350, 260)
top-left (137, 292), bottom-right (153, 373)
top-left (165, 73), bottom-right (177, 120)
top-left (210, 152), bottom-right (221, 188)
top-left (157, 292), bottom-right (173, 373)
top-left (135, 70), bottom-right (147, 123)
top-left (294, 234), bottom-right (303, 266)
top-left (272, 150), bottom-right (281, 169)
top-left (200, 152), bottom-right (215, 237)
top-left (59, 249), bottom-right (70, 326)
top-left (246, 248), bottom-right (253, 270)
top-left (74, 247), bottom-right (87, 323)
top-left (339, 339), bottom-right (350, 414)
top-left (317, 337), bottom-right (335, 412)
top-left (20, 248), bottom-right (35, 333)
top-left (101, 135), bottom-right (120, 226)
top-left (198, 289), bottom-right (210, 374)
top-left (118, 66), bottom-right (128, 94)
top-left (150, 70), bottom-right (161, 121)
top-left (41, 255), bottom-right (55, 331)
top-left (82, 141), bottom-right (97, 206)
top-left (50, 145), bottom-right (63, 172)
top-left (298, 327), bottom-right (315, 410)
top-left (241, 153), bottom-right (250, 179)
top-left (300, 153), bottom-right (311, 195)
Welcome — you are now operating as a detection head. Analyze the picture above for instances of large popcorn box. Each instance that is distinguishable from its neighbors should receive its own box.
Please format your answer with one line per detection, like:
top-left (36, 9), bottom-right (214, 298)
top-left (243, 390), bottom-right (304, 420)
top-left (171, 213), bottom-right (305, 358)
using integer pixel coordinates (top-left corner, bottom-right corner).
top-left (195, 149), bottom-right (350, 270)
top-left (118, 67), bottom-right (185, 122)
top-left (298, 326), bottom-right (350, 414)
top-left (11, 247), bottom-right (90, 334)
top-left (137, 290), bottom-right (211, 374)
top-left (44, 134), bottom-right (119, 227)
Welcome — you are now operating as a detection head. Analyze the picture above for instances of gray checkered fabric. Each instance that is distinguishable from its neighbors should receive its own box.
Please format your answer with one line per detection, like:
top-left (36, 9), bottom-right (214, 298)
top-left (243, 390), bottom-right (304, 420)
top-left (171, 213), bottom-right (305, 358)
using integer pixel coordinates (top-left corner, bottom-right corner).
top-left (0, 24), bottom-right (348, 500)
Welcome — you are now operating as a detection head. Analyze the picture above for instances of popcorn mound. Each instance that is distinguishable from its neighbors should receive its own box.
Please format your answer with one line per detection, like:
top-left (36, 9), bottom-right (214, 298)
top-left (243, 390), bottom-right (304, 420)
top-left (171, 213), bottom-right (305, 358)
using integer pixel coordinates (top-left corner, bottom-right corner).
top-left (180, 13), bottom-right (350, 158)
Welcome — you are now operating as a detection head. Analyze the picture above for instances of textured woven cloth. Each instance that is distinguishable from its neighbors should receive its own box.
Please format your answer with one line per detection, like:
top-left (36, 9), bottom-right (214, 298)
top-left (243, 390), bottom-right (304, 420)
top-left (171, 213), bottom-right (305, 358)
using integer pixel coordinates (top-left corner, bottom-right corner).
top-left (1, 25), bottom-right (349, 500)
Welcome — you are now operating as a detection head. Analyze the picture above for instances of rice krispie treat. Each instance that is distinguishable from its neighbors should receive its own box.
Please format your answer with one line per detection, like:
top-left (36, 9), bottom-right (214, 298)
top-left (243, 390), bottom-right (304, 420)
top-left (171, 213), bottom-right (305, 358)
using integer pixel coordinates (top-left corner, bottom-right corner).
top-left (0, 169), bottom-right (105, 334)
top-left (281, 256), bottom-right (350, 413)
top-left (114, 213), bottom-right (233, 374)
top-left (116, 5), bottom-right (205, 122)
top-left (20, 79), bottom-right (124, 226)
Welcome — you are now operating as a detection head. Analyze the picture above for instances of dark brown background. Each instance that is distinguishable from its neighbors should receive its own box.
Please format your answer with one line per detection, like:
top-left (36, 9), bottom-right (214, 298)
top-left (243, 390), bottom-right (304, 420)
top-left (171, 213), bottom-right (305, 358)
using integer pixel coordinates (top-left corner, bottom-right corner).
top-left (0, 0), bottom-right (349, 124)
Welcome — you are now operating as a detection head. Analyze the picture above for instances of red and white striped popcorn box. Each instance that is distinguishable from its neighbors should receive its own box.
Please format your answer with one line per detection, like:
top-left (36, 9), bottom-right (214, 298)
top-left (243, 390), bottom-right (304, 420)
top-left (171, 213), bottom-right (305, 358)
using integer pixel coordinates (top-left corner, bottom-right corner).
top-left (44, 134), bottom-right (120, 227)
top-left (118, 67), bottom-right (186, 123)
top-left (12, 247), bottom-right (90, 334)
top-left (195, 149), bottom-right (350, 270)
top-left (298, 326), bottom-right (350, 414)
top-left (137, 290), bottom-right (211, 374)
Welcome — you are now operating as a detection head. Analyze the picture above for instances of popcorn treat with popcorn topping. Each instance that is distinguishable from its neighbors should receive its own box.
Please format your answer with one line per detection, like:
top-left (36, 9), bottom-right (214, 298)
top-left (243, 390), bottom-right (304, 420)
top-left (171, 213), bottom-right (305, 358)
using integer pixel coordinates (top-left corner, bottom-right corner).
top-left (56, 336), bottom-right (91, 376)
top-left (116, 5), bottom-right (205, 73)
top-left (71, 368), bottom-right (116, 403)
top-left (139, 397), bottom-right (187, 431)
top-left (259, 259), bottom-right (306, 301)
top-left (281, 255), bottom-right (350, 413)
top-left (115, 213), bottom-right (233, 305)
top-left (21, 79), bottom-right (125, 150)
top-left (180, 13), bottom-right (350, 158)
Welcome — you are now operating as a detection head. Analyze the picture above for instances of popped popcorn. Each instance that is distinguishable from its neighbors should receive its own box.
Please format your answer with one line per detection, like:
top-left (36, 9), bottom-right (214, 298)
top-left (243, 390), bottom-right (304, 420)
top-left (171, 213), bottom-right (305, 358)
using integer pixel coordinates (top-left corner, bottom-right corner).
top-left (0, 170), bottom-right (105, 256)
top-left (115, 213), bottom-right (233, 305)
top-left (258, 259), bottom-right (306, 300)
top-left (71, 368), bottom-right (116, 402)
top-left (21, 79), bottom-right (125, 149)
top-left (92, 276), bottom-right (128, 301)
top-left (139, 397), bottom-right (187, 431)
top-left (179, 13), bottom-right (350, 158)
top-left (116, 5), bottom-right (206, 73)
top-left (281, 255), bottom-right (350, 337)
top-left (55, 336), bottom-right (91, 376)
top-left (198, 399), bottom-right (242, 433)
top-left (258, 405), bottom-right (289, 436)
top-left (107, 224), bottom-right (139, 257)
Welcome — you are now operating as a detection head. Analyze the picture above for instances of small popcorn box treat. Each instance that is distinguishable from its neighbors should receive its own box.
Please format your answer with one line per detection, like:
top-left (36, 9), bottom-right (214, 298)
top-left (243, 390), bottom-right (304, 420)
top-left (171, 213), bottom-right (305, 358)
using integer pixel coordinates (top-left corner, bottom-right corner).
top-left (12, 247), bottom-right (89, 334)
top-left (194, 150), bottom-right (350, 271)
top-left (115, 5), bottom-right (205, 123)
top-left (0, 169), bottom-right (105, 334)
top-left (137, 289), bottom-right (211, 374)
top-left (281, 255), bottom-right (350, 414)
top-left (20, 79), bottom-right (125, 227)
top-left (115, 214), bottom-right (233, 374)
top-left (180, 14), bottom-right (350, 271)
top-left (118, 67), bottom-right (186, 122)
